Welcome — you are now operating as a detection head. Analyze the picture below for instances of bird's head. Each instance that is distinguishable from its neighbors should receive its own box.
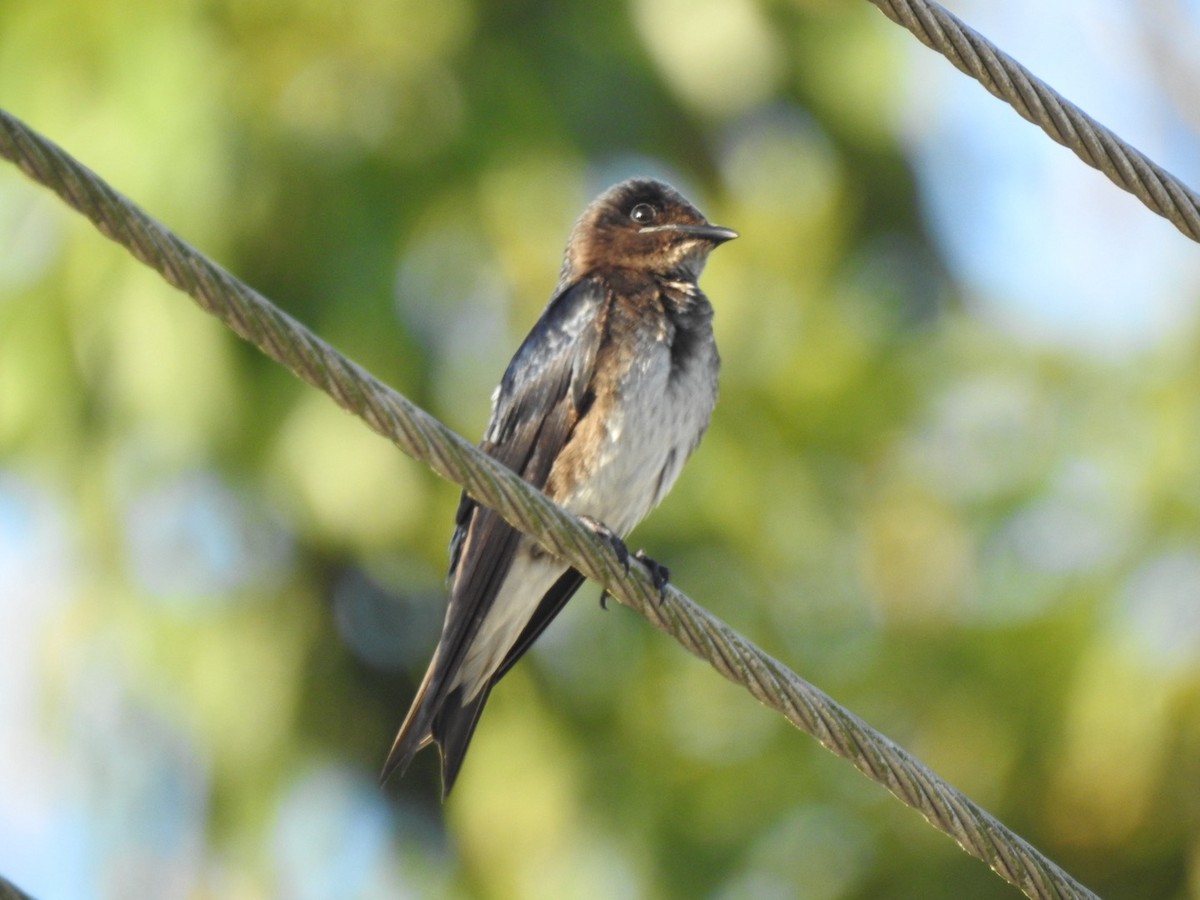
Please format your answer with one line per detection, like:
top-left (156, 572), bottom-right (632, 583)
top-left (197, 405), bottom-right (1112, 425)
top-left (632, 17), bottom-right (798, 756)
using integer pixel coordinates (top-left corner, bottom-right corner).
top-left (562, 178), bottom-right (737, 284)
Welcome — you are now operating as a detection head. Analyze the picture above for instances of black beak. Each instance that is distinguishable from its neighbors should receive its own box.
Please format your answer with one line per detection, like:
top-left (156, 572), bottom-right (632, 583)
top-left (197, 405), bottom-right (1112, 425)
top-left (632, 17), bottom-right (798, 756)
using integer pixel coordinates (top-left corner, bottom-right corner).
top-left (640, 223), bottom-right (739, 244)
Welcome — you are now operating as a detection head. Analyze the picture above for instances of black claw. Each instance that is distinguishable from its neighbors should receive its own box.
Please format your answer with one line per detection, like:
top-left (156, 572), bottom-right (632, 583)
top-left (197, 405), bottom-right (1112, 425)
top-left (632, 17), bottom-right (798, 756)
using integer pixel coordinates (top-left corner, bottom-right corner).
top-left (579, 515), bottom-right (630, 572)
top-left (579, 519), bottom-right (670, 607)
top-left (580, 515), bottom-right (631, 611)
top-left (635, 550), bottom-right (670, 601)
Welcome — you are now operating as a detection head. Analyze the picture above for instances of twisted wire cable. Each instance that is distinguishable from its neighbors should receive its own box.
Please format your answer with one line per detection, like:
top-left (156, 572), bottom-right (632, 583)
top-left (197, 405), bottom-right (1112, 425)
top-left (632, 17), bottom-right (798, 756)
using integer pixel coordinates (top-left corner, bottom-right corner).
top-left (0, 108), bottom-right (1096, 899)
top-left (870, 0), bottom-right (1200, 242)
top-left (0, 876), bottom-right (35, 900)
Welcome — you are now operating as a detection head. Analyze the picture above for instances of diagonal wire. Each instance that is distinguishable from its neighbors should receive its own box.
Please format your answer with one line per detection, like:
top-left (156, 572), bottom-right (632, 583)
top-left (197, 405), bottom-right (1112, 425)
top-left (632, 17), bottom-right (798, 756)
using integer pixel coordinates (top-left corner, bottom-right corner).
top-left (0, 877), bottom-right (35, 900)
top-left (869, 0), bottom-right (1200, 243)
top-left (0, 108), bottom-right (1097, 899)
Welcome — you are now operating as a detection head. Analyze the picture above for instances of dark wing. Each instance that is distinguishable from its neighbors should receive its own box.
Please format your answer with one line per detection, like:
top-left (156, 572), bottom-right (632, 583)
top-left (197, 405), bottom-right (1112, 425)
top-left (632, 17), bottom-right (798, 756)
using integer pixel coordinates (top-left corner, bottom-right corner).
top-left (382, 277), bottom-right (608, 790)
top-left (492, 568), bottom-right (586, 681)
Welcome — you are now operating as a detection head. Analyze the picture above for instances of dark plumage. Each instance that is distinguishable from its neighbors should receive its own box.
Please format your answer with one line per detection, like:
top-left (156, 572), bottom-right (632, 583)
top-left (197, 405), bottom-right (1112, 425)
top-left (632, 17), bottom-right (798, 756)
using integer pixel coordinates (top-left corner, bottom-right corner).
top-left (382, 178), bottom-right (736, 796)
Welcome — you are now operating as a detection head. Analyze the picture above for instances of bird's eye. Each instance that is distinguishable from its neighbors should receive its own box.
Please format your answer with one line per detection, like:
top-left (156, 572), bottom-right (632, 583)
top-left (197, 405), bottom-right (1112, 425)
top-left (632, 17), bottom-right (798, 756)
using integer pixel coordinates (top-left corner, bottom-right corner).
top-left (630, 203), bottom-right (657, 224)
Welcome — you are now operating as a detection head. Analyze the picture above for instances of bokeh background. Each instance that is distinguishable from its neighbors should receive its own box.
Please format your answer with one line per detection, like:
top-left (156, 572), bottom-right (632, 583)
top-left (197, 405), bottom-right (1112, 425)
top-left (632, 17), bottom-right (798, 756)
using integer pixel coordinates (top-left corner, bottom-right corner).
top-left (3, 0), bottom-right (1200, 897)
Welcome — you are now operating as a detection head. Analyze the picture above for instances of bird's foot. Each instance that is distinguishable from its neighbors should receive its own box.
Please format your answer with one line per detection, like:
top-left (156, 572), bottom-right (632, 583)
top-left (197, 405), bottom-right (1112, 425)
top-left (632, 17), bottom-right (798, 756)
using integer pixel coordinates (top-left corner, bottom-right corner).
top-left (579, 515), bottom-right (630, 571)
top-left (599, 551), bottom-right (670, 608)
top-left (634, 550), bottom-right (671, 602)
top-left (577, 514), bottom-right (671, 608)
top-left (580, 516), bottom-right (629, 610)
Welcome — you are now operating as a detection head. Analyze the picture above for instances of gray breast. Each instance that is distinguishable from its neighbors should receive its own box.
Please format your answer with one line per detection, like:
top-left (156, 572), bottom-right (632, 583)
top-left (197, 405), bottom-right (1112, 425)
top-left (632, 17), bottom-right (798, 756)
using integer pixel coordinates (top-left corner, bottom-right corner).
top-left (599, 288), bottom-right (718, 530)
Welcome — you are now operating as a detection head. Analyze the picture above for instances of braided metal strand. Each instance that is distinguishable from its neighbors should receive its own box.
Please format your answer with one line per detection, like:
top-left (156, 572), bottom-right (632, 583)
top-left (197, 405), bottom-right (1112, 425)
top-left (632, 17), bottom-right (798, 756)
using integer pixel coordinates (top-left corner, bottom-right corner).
top-left (0, 108), bottom-right (1096, 899)
top-left (0, 876), bottom-right (35, 900)
top-left (871, 0), bottom-right (1200, 243)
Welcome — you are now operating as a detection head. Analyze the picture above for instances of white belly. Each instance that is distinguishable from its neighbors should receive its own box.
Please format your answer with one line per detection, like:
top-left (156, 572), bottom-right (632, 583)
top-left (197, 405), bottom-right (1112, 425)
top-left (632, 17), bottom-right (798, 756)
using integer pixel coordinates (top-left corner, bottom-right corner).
top-left (559, 336), bottom-right (717, 536)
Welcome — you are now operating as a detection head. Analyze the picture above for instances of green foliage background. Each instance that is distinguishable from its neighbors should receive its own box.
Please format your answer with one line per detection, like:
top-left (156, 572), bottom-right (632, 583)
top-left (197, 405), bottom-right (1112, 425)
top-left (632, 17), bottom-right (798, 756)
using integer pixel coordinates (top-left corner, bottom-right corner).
top-left (2, 0), bottom-right (1200, 898)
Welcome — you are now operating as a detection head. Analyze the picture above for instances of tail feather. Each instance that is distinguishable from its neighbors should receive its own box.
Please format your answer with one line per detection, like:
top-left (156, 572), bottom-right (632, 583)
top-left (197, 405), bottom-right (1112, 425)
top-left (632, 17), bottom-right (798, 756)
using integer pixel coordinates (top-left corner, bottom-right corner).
top-left (430, 684), bottom-right (494, 798)
top-left (380, 673), bottom-right (495, 798)
top-left (379, 667), bottom-right (437, 785)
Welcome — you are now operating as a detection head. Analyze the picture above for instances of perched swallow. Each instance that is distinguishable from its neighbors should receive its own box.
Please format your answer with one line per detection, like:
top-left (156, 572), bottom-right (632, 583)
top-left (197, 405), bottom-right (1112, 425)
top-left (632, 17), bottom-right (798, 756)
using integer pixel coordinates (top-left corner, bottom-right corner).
top-left (382, 177), bottom-right (736, 796)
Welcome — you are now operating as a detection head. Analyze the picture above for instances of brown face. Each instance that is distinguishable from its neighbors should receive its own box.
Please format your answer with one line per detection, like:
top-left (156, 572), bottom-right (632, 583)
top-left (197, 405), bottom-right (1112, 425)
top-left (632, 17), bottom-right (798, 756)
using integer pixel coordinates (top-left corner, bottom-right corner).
top-left (565, 178), bottom-right (737, 279)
